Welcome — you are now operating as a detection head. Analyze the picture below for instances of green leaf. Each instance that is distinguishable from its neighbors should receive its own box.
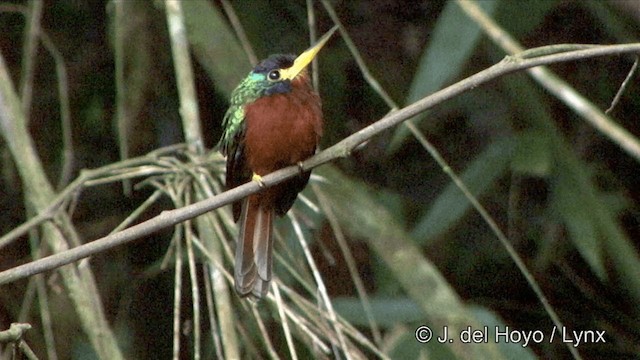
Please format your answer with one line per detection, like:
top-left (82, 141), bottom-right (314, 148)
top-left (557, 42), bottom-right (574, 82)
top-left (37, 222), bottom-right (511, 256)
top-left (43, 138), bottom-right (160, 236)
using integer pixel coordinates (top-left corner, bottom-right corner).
top-left (388, 0), bottom-right (500, 152)
top-left (411, 136), bottom-right (515, 243)
top-left (332, 298), bottom-right (537, 360)
top-left (316, 166), bottom-right (505, 359)
top-left (495, 0), bottom-right (559, 39)
top-left (110, 1), bottom-right (154, 162)
top-left (386, 330), bottom-right (456, 360)
top-left (332, 296), bottom-right (423, 327)
top-left (551, 167), bottom-right (605, 279)
top-left (316, 167), bottom-right (463, 319)
top-left (512, 129), bottom-right (552, 176)
top-left (502, 75), bottom-right (640, 301)
top-left (468, 305), bottom-right (538, 360)
top-left (182, 0), bottom-right (252, 97)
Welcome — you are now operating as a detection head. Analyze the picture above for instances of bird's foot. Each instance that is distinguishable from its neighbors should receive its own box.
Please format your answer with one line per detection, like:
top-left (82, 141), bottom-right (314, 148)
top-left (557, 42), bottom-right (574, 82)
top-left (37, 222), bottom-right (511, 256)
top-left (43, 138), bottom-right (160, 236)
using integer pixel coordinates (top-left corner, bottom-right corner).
top-left (296, 162), bottom-right (305, 175)
top-left (252, 173), bottom-right (265, 188)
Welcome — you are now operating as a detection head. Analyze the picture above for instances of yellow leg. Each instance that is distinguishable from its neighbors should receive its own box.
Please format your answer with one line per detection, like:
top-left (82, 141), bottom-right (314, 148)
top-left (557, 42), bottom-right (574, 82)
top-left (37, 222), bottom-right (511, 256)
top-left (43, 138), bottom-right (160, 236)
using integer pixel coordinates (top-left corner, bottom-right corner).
top-left (252, 172), bottom-right (265, 188)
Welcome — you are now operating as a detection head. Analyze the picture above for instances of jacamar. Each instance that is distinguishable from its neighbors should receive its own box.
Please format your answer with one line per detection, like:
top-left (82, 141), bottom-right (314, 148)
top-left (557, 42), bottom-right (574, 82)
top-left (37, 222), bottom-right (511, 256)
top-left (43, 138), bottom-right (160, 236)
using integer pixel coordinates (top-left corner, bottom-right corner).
top-left (219, 27), bottom-right (337, 298)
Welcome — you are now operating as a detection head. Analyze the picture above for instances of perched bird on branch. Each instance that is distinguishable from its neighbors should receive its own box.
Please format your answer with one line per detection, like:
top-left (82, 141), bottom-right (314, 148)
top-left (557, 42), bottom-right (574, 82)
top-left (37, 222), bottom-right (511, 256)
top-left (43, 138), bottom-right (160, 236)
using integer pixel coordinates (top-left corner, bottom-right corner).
top-left (219, 26), bottom-right (337, 298)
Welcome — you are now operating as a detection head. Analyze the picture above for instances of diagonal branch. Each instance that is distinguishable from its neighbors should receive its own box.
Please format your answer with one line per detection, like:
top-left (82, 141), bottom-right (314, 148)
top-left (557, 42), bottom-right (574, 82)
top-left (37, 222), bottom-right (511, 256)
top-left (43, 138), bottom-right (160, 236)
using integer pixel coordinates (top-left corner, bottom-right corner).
top-left (457, 0), bottom-right (640, 163)
top-left (0, 43), bottom-right (124, 359)
top-left (165, 0), bottom-right (204, 153)
top-left (1, 42), bottom-right (640, 286)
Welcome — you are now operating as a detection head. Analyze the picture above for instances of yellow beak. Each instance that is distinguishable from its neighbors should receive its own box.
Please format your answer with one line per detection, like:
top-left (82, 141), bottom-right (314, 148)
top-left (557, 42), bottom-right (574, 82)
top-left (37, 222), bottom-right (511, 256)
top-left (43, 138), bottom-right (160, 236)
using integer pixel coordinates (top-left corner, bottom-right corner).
top-left (280, 25), bottom-right (338, 81)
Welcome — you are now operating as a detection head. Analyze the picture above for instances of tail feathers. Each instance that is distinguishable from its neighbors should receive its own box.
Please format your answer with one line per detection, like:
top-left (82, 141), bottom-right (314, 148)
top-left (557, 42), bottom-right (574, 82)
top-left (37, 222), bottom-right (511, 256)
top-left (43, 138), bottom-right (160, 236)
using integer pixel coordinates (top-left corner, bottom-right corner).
top-left (235, 196), bottom-right (273, 298)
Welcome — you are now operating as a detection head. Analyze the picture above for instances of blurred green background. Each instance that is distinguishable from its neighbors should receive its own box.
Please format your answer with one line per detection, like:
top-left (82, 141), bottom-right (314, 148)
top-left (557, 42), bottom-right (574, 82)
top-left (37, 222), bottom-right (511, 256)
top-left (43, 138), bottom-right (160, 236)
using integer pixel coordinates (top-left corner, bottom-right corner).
top-left (1, 0), bottom-right (639, 359)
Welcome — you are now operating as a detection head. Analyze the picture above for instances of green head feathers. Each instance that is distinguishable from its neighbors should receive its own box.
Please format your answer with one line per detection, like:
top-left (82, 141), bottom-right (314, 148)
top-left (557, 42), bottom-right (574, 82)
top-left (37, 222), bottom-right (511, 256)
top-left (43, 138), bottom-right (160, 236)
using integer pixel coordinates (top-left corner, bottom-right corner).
top-left (218, 26), bottom-right (338, 155)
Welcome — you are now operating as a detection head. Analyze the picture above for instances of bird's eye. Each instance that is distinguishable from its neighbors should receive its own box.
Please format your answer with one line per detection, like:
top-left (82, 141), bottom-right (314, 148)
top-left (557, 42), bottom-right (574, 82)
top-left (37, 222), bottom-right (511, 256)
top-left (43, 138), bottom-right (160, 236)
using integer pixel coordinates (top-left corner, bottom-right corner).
top-left (268, 70), bottom-right (281, 81)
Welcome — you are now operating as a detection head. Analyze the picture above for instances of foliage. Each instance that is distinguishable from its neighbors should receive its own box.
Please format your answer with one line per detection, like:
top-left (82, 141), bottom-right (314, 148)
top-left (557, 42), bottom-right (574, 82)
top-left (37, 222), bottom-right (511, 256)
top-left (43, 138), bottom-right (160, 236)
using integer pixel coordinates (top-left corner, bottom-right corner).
top-left (0, 0), bottom-right (639, 359)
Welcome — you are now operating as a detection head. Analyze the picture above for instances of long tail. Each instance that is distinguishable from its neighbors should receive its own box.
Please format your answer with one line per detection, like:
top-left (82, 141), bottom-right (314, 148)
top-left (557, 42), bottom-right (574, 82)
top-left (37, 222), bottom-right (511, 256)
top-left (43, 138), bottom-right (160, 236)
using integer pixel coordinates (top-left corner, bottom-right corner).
top-left (234, 195), bottom-right (273, 298)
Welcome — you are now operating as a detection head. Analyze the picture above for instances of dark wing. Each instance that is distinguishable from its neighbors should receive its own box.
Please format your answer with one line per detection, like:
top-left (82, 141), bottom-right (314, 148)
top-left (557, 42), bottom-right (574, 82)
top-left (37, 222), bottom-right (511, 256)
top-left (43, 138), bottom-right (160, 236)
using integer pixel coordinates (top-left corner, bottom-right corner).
top-left (274, 171), bottom-right (312, 216)
top-left (274, 139), bottom-right (318, 217)
top-left (226, 130), bottom-right (251, 221)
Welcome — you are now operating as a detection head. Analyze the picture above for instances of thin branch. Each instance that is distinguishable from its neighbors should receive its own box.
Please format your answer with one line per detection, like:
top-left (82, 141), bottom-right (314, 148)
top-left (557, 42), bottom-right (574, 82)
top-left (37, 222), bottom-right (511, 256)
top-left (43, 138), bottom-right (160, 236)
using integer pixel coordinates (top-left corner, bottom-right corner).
top-left (251, 304), bottom-right (282, 360)
top-left (0, 323), bottom-right (32, 343)
top-left (313, 184), bottom-right (382, 346)
top-left (165, 0), bottom-right (204, 154)
top-left (178, 184), bottom-right (202, 360)
top-left (306, 0), bottom-right (319, 90)
top-left (6, 1), bottom-right (74, 189)
top-left (114, 0), bottom-right (131, 195)
top-left (171, 224), bottom-right (183, 360)
top-left (193, 196), bottom-right (240, 359)
top-left (0, 40), bottom-right (124, 360)
top-left (0, 148), bottom-right (185, 251)
top-left (30, 235), bottom-right (58, 360)
top-left (18, 340), bottom-right (39, 360)
top-left (220, 0), bottom-right (257, 66)
top-left (203, 267), bottom-right (225, 359)
top-left (606, 56), bottom-right (638, 114)
top-left (39, 32), bottom-right (74, 190)
top-left (404, 121), bottom-right (581, 360)
top-left (2, 43), bottom-right (640, 285)
top-left (19, 0), bottom-right (42, 121)
top-left (320, 0), bottom-right (397, 109)
top-left (457, 0), bottom-right (640, 163)
top-left (186, 227), bottom-right (201, 360)
top-left (273, 285), bottom-right (298, 360)
top-left (288, 212), bottom-right (350, 359)
top-left (275, 289), bottom-right (331, 354)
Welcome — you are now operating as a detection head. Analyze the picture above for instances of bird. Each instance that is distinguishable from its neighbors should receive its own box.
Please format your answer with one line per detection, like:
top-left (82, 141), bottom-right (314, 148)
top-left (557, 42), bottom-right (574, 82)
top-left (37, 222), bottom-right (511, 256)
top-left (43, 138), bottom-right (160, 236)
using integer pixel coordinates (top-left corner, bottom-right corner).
top-left (218, 26), bottom-right (337, 298)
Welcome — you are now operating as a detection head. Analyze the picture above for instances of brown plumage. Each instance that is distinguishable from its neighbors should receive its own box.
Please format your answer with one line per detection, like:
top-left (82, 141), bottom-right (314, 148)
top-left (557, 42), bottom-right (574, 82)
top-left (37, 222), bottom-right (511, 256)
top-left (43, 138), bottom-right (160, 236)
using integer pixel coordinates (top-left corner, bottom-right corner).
top-left (232, 70), bottom-right (322, 298)
top-left (221, 27), bottom-right (336, 298)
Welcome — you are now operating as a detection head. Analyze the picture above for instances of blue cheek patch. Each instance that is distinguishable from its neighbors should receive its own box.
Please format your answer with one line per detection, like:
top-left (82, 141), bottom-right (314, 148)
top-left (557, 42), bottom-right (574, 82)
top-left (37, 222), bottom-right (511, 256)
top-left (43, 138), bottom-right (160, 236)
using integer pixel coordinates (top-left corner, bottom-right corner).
top-left (265, 81), bottom-right (292, 96)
